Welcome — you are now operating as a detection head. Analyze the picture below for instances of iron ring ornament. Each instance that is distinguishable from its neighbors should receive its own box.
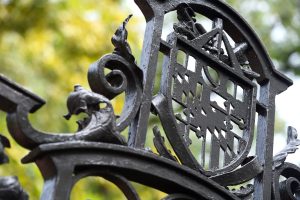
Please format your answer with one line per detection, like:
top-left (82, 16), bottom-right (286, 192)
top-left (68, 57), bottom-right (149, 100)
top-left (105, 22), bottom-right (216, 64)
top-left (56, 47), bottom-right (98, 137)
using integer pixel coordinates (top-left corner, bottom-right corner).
top-left (0, 0), bottom-right (299, 199)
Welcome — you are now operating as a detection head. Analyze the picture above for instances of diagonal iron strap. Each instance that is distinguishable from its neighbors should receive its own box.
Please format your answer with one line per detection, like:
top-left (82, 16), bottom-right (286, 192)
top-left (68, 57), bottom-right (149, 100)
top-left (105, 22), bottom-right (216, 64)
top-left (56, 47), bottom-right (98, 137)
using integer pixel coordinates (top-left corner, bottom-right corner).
top-left (210, 156), bottom-right (263, 186)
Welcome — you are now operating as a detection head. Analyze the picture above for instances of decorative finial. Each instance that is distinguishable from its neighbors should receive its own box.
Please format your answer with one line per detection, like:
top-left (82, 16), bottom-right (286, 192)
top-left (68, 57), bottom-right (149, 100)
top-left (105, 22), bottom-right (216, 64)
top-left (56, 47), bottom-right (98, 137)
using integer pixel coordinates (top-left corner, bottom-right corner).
top-left (111, 14), bottom-right (135, 62)
top-left (273, 126), bottom-right (300, 169)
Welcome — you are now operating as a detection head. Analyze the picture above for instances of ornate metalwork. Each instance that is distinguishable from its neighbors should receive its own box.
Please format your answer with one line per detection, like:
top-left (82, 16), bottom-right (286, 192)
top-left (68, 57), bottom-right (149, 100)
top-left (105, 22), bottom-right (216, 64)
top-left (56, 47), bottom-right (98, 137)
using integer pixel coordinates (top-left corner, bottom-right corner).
top-left (0, 134), bottom-right (28, 200)
top-left (273, 126), bottom-right (300, 169)
top-left (152, 5), bottom-right (258, 176)
top-left (64, 84), bottom-right (126, 144)
top-left (0, 0), bottom-right (299, 199)
top-left (272, 127), bottom-right (300, 199)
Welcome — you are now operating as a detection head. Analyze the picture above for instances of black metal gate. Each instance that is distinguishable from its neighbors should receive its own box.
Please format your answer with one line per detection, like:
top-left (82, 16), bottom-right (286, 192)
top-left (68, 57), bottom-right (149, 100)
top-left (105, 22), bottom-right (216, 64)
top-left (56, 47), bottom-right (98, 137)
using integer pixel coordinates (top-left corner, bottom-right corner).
top-left (0, 1), bottom-right (299, 199)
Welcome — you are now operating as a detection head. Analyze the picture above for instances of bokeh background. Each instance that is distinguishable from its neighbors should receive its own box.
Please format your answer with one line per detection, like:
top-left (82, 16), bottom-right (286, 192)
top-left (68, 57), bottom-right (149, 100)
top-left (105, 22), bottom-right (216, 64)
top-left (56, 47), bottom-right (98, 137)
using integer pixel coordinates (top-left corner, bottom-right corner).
top-left (0, 0), bottom-right (299, 199)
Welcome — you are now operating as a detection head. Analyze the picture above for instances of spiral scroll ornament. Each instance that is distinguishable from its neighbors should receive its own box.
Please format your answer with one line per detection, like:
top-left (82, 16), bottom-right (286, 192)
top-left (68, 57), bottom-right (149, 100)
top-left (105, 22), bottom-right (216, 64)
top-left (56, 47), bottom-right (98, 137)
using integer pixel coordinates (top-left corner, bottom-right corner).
top-left (272, 127), bottom-right (300, 199)
top-left (88, 15), bottom-right (143, 132)
top-left (273, 163), bottom-right (300, 200)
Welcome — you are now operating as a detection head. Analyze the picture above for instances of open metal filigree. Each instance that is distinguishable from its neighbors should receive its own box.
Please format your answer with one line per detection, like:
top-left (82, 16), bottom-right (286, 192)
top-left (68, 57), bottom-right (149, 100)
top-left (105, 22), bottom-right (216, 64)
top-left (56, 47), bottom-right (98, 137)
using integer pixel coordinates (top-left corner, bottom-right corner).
top-left (0, 0), bottom-right (299, 199)
top-left (152, 4), bottom-right (258, 176)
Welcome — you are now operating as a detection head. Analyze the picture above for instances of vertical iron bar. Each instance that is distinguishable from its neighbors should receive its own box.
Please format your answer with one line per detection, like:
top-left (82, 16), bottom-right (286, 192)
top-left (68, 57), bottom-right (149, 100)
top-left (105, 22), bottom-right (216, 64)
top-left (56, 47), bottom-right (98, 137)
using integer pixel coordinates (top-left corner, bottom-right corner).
top-left (128, 15), bottom-right (164, 148)
top-left (254, 81), bottom-right (276, 200)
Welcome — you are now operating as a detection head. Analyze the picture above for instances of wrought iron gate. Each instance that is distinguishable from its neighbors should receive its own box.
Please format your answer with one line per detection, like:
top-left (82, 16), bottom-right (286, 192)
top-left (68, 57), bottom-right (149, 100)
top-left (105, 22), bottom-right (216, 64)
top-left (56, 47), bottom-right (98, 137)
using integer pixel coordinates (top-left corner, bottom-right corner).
top-left (0, 0), bottom-right (300, 199)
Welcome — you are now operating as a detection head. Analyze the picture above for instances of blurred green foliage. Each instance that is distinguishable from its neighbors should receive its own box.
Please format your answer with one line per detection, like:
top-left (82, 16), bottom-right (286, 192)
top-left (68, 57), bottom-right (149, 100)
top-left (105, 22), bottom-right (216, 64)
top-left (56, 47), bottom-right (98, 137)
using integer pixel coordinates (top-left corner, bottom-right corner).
top-left (0, 0), bottom-right (149, 199)
top-left (226, 0), bottom-right (300, 74)
top-left (0, 0), bottom-right (298, 199)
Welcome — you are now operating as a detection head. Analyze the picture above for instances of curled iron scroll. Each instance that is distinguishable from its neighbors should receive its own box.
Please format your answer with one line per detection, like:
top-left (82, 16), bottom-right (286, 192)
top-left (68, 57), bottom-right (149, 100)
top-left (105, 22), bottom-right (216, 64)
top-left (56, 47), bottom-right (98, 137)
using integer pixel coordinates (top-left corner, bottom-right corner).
top-left (4, 16), bottom-right (142, 150)
top-left (88, 53), bottom-right (143, 132)
top-left (88, 14), bottom-right (142, 132)
top-left (211, 156), bottom-right (263, 186)
top-left (272, 162), bottom-right (300, 200)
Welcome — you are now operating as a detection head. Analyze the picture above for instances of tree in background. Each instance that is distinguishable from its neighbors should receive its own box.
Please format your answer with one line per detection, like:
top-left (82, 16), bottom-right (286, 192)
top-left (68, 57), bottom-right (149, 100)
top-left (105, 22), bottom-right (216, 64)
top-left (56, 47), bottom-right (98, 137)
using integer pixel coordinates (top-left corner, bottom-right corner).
top-left (0, 0), bottom-right (156, 199)
top-left (226, 0), bottom-right (300, 74)
top-left (225, 0), bottom-right (299, 143)
top-left (0, 0), bottom-right (298, 199)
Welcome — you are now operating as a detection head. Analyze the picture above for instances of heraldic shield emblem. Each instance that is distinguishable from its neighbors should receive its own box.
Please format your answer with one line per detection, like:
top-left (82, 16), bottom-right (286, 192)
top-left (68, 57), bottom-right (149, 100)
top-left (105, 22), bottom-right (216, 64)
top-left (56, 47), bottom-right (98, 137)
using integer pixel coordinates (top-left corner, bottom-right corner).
top-left (152, 3), bottom-right (258, 176)
top-left (1, 0), bottom-right (298, 199)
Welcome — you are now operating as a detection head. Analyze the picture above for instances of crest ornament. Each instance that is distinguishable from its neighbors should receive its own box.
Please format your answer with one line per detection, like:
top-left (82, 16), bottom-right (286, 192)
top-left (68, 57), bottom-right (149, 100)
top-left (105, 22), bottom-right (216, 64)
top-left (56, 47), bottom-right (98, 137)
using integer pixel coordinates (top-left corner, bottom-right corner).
top-left (153, 4), bottom-right (257, 176)
top-left (0, 1), bottom-right (299, 199)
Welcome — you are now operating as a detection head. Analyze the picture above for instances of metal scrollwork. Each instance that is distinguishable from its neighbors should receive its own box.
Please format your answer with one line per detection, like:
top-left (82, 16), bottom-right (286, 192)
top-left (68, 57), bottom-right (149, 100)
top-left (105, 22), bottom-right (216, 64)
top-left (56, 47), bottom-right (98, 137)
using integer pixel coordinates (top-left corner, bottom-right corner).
top-left (153, 126), bottom-right (178, 162)
top-left (5, 15), bottom-right (142, 150)
top-left (0, 0), bottom-right (298, 199)
top-left (88, 14), bottom-right (143, 132)
top-left (273, 126), bottom-right (300, 169)
top-left (152, 3), bottom-right (258, 176)
top-left (273, 163), bottom-right (300, 200)
top-left (272, 127), bottom-right (300, 200)
top-left (6, 84), bottom-right (125, 149)
top-left (0, 135), bottom-right (28, 200)
top-left (63, 85), bottom-right (125, 144)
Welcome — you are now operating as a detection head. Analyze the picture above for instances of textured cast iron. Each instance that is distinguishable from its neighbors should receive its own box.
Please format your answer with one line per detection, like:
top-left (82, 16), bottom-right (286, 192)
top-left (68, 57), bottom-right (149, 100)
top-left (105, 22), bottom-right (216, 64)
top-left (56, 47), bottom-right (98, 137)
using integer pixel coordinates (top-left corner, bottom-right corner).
top-left (0, 0), bottom-right (299, 200)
